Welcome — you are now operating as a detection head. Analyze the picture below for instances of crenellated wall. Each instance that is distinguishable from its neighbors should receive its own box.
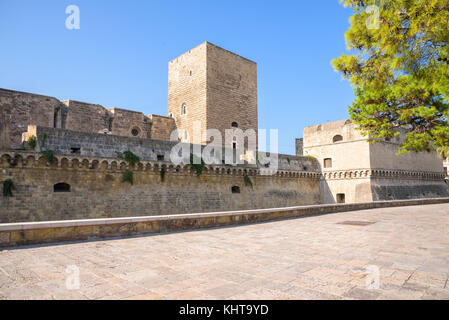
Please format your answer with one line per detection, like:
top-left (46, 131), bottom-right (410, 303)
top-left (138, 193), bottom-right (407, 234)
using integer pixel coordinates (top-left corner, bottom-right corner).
top-left (21, 126), bottom-right (322, 171)
top-left (0, 151), bottom-right (321, 223)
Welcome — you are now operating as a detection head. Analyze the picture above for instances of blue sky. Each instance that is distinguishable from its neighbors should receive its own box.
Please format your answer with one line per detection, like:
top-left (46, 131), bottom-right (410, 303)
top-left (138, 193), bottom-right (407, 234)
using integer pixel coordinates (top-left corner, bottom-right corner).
top-left (0, 0), bottom-right (355, 154)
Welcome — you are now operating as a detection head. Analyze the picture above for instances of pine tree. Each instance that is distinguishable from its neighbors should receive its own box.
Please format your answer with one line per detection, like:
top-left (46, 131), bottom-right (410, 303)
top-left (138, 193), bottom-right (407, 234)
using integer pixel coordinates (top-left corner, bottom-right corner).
top-left (332, 0), bottom-right (449, 156)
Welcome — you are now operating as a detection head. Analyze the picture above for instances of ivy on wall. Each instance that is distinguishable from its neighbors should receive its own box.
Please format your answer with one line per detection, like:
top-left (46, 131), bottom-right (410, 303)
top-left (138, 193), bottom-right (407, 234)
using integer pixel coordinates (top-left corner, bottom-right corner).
top-left (2, 179), bottom-right (15, 197)
top-left (244, 174), bottom-right (253, 189)
top-left (188, 154), bottom-right (205, 177)
top-left (121, 170), bottom-right (133, 185)
top-left (40, 150), bottom-right (55, 164)
top-left (305, 155), bottom-right (318, 163)
top-left (27, 135), bottom-right (37, 149)
top-left (117, 151), bottom-right (140, 185)
top-left (117, 151), bottom-right (140, 166)
top-left (40, 133), bottom-right (47, 147)
top-left (160, 166), bottom-right (166, 183)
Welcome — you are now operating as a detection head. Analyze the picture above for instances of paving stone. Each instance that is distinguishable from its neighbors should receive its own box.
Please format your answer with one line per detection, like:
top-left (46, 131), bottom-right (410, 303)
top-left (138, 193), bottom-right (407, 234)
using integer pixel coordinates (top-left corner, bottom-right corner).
top-left (0, 203), bottom-right (448, 300)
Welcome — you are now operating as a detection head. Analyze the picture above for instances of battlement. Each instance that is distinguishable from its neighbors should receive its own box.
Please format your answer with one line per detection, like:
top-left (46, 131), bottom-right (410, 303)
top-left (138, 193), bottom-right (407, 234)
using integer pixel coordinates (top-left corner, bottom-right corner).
top-left (0, 150), bottom-right (321, 223)
top-left (19, 126), bottom-right (320, 172)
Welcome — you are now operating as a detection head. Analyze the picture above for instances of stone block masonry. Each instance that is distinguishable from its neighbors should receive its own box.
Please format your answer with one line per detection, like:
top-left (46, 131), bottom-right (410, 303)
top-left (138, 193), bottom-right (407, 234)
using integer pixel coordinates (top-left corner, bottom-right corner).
top-left (21, 126), bottom-right (321, 171)
top-left (0, 151), bottom-right (321, 223)
top-left (1, 198), bottom-right (448, 248)
top-left (168, 42), bottom-right (258, 146)
top-left (0, 88), bottom-right (176, 149)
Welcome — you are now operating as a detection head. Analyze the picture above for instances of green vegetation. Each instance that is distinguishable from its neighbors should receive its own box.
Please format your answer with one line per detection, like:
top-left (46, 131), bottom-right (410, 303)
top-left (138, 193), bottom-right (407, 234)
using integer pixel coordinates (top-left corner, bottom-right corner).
top-left (121, 170), bottom-right (133, 185)
top-left (40, 133), bottom-right (47, 147)
top-left (40, 150), bottom-right (55, 164)
top-left (333, 0), bottom-right (449, 156)
top-left (116, 152), bottom-right (139, 185)
top-left (188, 154), bottom-right (205, 177)
top-left (160, 166), bottom-right (166, 183)
top-left (117, 151), bottom-right (140, 166)
top-left (305, 155), bottom-right (317, 163)
top-left (256, 154), bottom-right (263, 166)
top-left (243, 174), bottom-right (253, 189)
top-left (27, 135), bottom-right (37, 149)
top-left (2, 179), bottom-right (15, 197)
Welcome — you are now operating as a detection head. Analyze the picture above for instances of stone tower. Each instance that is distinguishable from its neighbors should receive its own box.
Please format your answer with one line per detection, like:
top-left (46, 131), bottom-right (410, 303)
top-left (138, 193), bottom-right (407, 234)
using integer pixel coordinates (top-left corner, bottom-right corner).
top-left (168, 42), bottom-right (258, 147)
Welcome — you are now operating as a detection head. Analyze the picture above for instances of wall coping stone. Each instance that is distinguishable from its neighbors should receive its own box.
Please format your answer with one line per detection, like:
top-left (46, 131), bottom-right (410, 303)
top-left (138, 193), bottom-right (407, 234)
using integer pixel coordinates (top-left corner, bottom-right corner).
top-left (1, 197), bottom-right (448, 232)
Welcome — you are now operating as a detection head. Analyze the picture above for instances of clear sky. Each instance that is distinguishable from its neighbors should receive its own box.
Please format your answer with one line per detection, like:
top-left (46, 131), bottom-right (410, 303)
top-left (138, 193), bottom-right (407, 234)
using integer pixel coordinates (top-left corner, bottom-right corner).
top-left (0, 0), bottom-right (355, 155)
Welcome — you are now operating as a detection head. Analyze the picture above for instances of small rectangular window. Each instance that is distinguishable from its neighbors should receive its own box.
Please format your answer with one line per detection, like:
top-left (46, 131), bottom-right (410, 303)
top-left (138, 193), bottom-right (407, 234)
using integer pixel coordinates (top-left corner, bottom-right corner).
top-left (71, 147), bottom-right (81, 154)
top-left (337, 193), bottom-right (345, 204)
top-left (324, 158), bottom-right (332, 168)
top-left (157, 155), bottom-right (165, 161)
top-left (232, 186), bottom-right (241, 194)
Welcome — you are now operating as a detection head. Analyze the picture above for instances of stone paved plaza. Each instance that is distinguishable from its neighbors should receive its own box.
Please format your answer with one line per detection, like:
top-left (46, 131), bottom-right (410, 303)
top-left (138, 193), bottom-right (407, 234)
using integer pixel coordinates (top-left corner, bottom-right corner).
top-left (0, 203), bottom-right (448, 300)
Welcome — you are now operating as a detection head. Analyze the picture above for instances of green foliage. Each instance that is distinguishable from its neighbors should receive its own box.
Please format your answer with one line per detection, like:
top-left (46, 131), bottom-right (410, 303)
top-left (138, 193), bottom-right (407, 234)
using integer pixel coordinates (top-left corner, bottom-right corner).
top-left (333, 0), bottom-right (449, 155)
top-left (27, 135), bottom-right (37, 149)
top-left (40, 150), bottom-right (55, 164)
top-left (40, 133), bottom-right (47, 147)
top-left (188, 154), bottom-right (205, 177)
top-left (160, 167), bottom-right (166, 183)
top-left (2, 179), bottom-right (15, 197)
top-left (305, 155), bottom-right (318, 163)
top-left (243, 174), bottom-right (253, 189)
top-left (286, 158), bottom-right (291, 164)
top-left (257, 154), bottom-right (263, 166)
top-left (117, 151), bottom-right (140, 166)
top-left (121, 170), bottom-right (133, 185)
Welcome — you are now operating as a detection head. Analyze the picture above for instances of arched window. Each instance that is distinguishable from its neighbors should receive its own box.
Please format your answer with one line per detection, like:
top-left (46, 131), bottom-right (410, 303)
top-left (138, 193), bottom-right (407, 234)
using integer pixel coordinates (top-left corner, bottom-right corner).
top-left (54, 183), bottom-right (71, 193)
top-left (324, 158), bottom-right (332, 168)
top-left (333, 135), bottom-right (343, 143)
top-left (231, 186), bottom-right (241, 194)
top-left (231, 122), bottom-right (238, 128)
top-left (181, 103), bottom-right (187, 115)
top-left (169, 113), bottom-right (174, 118)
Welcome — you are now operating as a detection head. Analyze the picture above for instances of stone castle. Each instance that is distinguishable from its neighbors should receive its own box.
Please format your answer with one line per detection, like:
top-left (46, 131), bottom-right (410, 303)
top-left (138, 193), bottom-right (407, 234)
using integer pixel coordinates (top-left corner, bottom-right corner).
top-left (0, 42), bottom-right (448, 223)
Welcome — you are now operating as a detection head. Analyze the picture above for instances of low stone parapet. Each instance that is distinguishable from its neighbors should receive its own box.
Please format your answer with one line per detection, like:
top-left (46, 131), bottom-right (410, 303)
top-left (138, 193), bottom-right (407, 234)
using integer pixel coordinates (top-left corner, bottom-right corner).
top-left (1, 197), bottom-right (449, 248)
